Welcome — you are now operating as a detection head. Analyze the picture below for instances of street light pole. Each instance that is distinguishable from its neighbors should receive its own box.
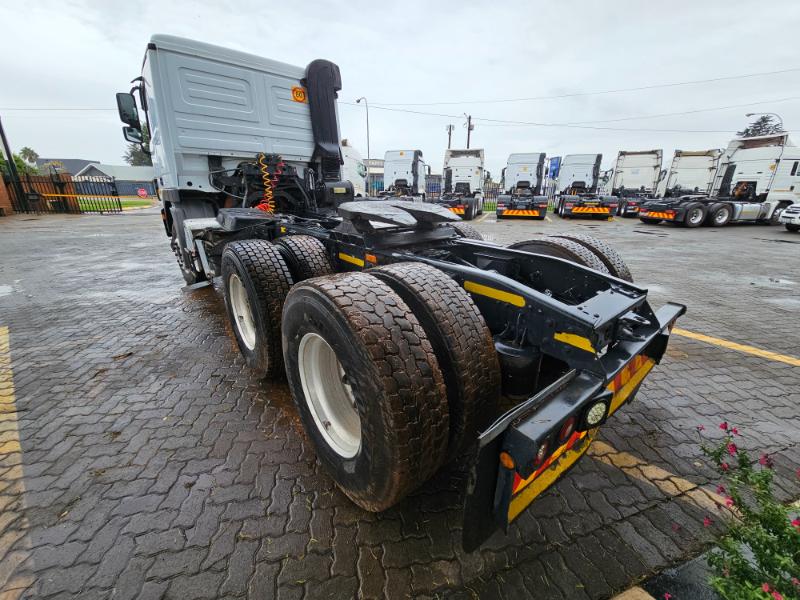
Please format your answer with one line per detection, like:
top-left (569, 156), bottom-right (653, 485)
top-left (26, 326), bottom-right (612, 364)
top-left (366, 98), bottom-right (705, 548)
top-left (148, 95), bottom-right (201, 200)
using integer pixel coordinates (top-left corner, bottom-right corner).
top-left (745, 112), bottom-right (784, 130)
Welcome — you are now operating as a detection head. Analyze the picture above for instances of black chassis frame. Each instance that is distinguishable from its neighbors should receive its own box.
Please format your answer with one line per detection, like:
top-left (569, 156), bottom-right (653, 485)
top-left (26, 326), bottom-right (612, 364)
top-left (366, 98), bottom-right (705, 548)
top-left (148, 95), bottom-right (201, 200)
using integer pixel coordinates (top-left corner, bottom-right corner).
top-left (640, 194), bottom-right (768, 223)
top-left (184, 200), bottom-right (685, 550)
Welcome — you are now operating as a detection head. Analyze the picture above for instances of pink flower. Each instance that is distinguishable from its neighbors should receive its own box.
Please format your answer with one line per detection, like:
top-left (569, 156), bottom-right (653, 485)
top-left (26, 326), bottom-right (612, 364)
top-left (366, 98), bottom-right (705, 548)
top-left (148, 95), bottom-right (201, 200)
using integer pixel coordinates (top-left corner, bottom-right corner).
top-left (716, 485), bottom-right (726, 494)
top-left (719, 421), bottom-right (728, 431)
top-left (696, 425), bottom-right (705, 431)
top-left (663, 594), bottom-right (672, 600)
top-left (762, 583), bottom-right (771, 593)
top-left (792, 577), bottom-right (799, 586)
top-left (730, 427), bottom-right (739, 435)
top-left (721, 462), bottom-right (730, 472)
top-left (703, 516), bottom-right (713, 527)
top-left (725, 496), bottom-right (734, 507)
top-left (726, 443), bottom-right (737, 456)
top-left (759, 454), bottom-right (774, 468)
top-left (791, 518), bottom-right (800, 529)
top-left (772, 591), bottom-right (783, 600)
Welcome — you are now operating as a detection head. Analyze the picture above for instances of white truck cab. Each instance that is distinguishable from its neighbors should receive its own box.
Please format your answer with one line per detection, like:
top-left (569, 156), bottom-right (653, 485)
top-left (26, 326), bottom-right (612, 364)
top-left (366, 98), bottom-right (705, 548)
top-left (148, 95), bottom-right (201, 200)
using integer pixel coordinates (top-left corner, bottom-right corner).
top-left (443, 149), bottom-right (485, 198)
top-left (556, 154), bottom-right (602, 194)
top-left (610, 150), bottom-right (664, 217)
top-left (502, 153), bottom-right (545, 194)
top-left (382, 150), bottom-right (427, 198)
top-left (341, 140), bottom-right (366, 197)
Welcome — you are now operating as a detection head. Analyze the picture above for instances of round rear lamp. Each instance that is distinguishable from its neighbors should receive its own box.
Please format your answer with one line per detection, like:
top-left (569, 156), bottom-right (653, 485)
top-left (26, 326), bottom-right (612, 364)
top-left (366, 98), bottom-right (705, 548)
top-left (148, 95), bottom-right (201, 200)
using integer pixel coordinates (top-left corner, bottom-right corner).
top-left (586, 401), bottom-right (608, 426)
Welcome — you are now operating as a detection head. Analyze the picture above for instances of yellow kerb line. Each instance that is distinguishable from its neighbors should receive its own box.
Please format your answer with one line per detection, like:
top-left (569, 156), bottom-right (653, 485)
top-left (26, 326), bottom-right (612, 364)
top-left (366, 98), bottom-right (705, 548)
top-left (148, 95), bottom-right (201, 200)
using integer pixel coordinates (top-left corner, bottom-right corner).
top-left (673, 327), bottom-right (800, 367)
top-left (0, 327), bottom-right (21, 454)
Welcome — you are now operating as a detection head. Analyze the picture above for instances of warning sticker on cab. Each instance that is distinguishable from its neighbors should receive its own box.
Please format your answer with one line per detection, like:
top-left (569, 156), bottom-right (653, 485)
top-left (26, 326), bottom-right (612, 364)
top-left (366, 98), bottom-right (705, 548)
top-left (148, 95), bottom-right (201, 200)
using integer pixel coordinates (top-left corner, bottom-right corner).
top-left (291, 87), bottom-right (307, 103)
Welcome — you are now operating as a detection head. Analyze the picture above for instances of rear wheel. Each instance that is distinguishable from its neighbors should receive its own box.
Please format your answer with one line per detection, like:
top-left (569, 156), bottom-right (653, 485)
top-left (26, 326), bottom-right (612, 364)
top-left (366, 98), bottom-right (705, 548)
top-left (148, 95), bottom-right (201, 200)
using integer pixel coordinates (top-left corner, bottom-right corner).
top-left (170, 216), bottom-right (207, 285)
top-left (222, 240), bottom-right (293, 378)
top-left (464, 199), bottom-right (476, 220)
top-left (282, 273), bottom-right (449, 510)
top-left (451, 222), bottom-right (483, 240)
top-left (276, 235), bottom-right (334, 281)
top-left (549, 233), bottom-right (633, 282)
top-left (370, 263), bottom-right (501, 459)
top-left (708, 204), bottom-right (732, 227)
top-left (771, 204), bottom-right (789, 225)
top-left (684, 203), bottom-right (707, 227)
top-left (509, 238), bottom-right (610, 274)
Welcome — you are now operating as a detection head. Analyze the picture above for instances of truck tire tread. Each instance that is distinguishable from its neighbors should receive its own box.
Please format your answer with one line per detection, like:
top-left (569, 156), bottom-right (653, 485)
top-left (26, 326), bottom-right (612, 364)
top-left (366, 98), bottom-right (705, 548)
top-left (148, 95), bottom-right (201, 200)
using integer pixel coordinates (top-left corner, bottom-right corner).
top-left (370, 262), bottom-right (501, 458)
top-left (276, 235), bottom-right (334, 281)
top-left (548, 233), bottom-right (633, 282)
top-left (509, 238), bottom-right (610, 274)
top-left (451, 222), bottom-right (484, 240)
top-left (282, 272), bottom-right (449, 510)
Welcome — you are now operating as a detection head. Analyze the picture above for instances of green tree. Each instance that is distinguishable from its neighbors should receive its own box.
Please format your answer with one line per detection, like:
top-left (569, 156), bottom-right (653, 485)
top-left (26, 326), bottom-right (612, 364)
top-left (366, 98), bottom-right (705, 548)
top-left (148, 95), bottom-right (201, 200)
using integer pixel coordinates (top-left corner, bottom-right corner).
top-left (0, 150), bottom-right (39, 176)
top-left (736, 115), bottom-right (785, 138)
top-left (123, 124), bottom-right (152, 166)
top-left (18, 146), bottom-right (39, 165)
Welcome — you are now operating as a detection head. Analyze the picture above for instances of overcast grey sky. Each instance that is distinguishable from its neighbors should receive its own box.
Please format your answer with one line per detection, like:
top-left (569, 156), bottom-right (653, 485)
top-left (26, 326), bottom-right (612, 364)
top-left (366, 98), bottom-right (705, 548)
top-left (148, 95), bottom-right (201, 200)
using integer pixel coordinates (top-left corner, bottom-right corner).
top-left (1, 0), bottom-right (799, 176)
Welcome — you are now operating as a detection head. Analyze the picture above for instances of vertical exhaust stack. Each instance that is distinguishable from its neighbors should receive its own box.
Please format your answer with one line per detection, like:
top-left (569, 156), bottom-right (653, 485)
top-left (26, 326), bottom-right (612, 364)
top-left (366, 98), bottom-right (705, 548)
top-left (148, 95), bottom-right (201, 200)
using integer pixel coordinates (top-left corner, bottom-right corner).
top-left (304, 60), bottom-right (343, 182)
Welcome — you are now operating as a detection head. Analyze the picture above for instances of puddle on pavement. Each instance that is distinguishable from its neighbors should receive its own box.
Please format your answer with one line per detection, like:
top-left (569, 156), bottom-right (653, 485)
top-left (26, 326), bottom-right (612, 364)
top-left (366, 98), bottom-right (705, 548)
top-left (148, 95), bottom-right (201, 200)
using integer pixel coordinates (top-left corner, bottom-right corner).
top-left (0, 285), bottom-right (13, 297)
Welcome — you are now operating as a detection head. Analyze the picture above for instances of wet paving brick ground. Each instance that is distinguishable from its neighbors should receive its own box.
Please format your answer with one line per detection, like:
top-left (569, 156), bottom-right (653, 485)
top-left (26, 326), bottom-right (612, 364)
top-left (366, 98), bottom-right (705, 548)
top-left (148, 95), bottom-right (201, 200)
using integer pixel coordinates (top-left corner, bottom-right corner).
top-left (0, 208), bottom-right (798, 599)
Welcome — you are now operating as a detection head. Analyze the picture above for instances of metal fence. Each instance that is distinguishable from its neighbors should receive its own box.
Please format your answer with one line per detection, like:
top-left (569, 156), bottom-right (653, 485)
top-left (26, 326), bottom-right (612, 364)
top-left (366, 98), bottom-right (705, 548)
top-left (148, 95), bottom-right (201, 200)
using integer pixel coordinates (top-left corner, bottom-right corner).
top-left (2, 172), bottom-right (152, 214)
top-left (366, 176), bottom-right (504, 210)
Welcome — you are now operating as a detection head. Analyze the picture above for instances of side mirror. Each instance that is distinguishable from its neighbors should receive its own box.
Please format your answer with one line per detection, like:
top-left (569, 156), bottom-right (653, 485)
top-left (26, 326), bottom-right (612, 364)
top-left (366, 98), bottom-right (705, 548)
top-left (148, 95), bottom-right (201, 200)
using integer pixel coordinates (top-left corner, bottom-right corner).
top-left (123, 126), bottom-right (143, 144)
top-left (116, 92), bottom-right (141, 128)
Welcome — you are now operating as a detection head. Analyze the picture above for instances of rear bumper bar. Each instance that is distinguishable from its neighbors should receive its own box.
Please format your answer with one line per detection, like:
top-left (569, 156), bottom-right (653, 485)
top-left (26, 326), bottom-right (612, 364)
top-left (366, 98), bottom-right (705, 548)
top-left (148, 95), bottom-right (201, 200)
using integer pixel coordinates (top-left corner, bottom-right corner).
top-left (462, 302), bottom-right (685, 551)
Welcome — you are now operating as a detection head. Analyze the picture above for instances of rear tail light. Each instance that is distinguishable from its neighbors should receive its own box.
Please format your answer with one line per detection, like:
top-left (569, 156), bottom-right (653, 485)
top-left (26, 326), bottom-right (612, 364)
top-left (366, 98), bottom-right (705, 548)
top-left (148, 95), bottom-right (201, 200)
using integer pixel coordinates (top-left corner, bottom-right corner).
top-left (497, 203), bottom-right (506, 208)
top-left (558, 416), bottom-right (577, 442)
top-left (608, 204), bottom-right (618, 209)
top-left (538, 203), bottom-right (547, 208)
top-left (565, 203), bottom-right (574, 208)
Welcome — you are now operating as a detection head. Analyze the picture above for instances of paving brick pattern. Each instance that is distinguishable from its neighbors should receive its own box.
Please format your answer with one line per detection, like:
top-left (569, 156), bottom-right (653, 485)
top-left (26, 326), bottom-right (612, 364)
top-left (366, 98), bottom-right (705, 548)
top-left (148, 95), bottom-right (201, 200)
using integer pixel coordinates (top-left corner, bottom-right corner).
top-left (0, 210), bottom-right (798, 599)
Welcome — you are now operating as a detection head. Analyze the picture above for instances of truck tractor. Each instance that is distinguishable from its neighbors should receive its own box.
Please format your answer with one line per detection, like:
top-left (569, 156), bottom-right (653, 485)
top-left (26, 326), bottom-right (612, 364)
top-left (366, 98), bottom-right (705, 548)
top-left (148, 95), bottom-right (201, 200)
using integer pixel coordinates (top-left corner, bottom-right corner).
top-left (496, 153), bottom-right (548, 220)
top-left (610, 150), bottom-right (664, 217)
top-left (554, 154), bottom-right (618, 219)
top-left (116, 34), bottom-right (685, 551)
top-left (381, 149), bottom-right (428, 200)
top-left (435, 148), bottom-right (486, 220)
top-left (641, 134), bottom-right (800, 227)
top-left (656, 149), bottom-right (722, 198)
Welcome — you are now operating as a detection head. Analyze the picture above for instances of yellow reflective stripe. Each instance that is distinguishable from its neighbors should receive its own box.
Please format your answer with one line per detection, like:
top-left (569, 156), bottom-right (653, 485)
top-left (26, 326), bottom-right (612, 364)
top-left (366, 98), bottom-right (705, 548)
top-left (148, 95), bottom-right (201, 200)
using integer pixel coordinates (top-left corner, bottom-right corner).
top-left (607, 358), bottom-right (655, 416)
top-left (673, 328), bottom-right (800, 367)
top-left (508, 429), bottom-right (597, 521)
top-left (553, 332), bottom-right (596, 354)
top-left (338, 252), bottom-right (365, 267)
top-left (463, 281), bottom-right (526, 307)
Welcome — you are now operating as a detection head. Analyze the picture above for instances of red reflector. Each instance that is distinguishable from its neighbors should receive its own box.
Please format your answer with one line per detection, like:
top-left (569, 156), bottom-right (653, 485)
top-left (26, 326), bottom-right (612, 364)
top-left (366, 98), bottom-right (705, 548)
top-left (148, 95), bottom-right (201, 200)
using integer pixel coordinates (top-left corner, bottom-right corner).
top-left (533, 440), bottom-right (549, 467)
top-left (565, 203), bottom-right (574, 208)
top-left (559, 416), bottom-right (577, 442)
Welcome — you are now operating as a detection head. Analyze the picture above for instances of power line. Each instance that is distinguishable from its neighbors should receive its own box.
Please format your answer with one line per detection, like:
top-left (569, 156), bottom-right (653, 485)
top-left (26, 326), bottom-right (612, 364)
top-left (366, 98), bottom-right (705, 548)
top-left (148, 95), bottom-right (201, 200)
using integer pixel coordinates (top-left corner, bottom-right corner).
top-left (369, 67), bottom-right (800, 106)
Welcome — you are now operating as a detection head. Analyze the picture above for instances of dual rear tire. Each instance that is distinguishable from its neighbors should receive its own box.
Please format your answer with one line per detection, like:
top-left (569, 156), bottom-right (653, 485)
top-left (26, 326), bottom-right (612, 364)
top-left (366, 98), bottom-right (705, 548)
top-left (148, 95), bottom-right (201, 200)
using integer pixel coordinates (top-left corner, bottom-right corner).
top-left (222, 235), bottom-right (499, 511)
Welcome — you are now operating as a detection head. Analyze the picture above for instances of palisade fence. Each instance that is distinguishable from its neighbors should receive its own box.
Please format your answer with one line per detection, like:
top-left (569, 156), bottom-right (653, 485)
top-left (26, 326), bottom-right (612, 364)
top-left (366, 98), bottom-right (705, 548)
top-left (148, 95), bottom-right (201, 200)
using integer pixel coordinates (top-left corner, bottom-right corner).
top-left (2, 171), bottom-right (155, 215)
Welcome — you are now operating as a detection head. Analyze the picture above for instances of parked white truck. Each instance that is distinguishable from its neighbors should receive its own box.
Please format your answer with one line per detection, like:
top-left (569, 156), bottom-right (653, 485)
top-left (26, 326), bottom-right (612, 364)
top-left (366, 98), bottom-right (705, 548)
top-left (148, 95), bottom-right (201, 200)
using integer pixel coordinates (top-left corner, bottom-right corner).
top-left (381, 149), bottom-right (427, 199)
top-left (554, 154), bottom-right (618, 219)
top-left (610, 150), bottom-right (663, 217)
top-left (496, 153), bottom-right (548, 219)
top-left (435, 148), bottom-right (485, 220)
top-left (641, 134), bottom-right (800, 227)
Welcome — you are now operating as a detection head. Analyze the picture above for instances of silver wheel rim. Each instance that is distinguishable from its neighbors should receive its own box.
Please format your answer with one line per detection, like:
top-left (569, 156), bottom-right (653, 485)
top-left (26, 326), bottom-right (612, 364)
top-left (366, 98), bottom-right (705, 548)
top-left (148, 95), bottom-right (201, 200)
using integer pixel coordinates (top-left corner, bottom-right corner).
top-left (714, 208), bottom-right (729, 225)
top-left (298, 333), bottom-right (361, 458)
top-left (228, 274), bottom-right (256, 350)
top-left (689, 208), bottom-right (703, 224)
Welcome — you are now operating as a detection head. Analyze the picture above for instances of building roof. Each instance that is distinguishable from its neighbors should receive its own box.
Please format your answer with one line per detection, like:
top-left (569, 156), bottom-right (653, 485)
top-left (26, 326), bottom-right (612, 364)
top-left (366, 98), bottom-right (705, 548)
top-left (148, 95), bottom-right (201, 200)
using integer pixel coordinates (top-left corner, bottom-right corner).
top-left (35, 158), bottom-right (100, 175)
top-left (75, 164), bottom-right (155, 180)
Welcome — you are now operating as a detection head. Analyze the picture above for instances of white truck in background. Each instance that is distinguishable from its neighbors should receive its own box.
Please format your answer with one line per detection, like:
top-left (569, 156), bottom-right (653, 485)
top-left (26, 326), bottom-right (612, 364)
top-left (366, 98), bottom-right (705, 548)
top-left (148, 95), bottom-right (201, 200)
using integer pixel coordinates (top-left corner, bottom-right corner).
top-left (657, 149), bottom-right (722, 198)
top-left (341, 140), bottom-right (367, 197)
top-left (496, 153), bottom-right (548, 219)
top-left (382, 150), bottom-right (428, 199)
top-left (554, 154), bottom-right (618, 219)
top-left (640, 134), bottom-right (800, 227)
top-left (435, 148), bottom-right (485, 220)
top-left (610, 150), bottom-right (664, 217)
